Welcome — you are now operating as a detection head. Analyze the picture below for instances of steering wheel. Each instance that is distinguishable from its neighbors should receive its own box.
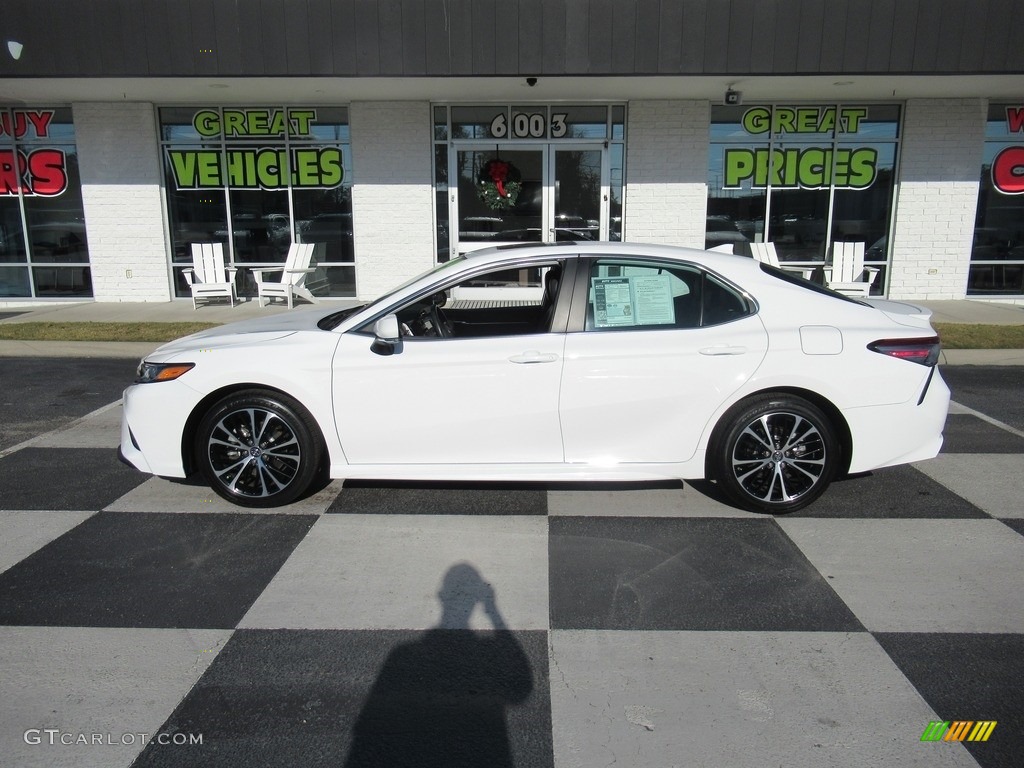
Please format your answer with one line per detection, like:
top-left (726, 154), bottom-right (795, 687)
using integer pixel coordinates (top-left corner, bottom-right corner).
top-left (432, 304), bottom-right (453, 338)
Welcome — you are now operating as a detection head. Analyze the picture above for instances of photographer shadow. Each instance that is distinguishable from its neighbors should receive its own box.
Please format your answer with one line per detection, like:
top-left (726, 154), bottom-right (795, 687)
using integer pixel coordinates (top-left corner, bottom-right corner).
top-left (344, 563), bottom-right (533, 768)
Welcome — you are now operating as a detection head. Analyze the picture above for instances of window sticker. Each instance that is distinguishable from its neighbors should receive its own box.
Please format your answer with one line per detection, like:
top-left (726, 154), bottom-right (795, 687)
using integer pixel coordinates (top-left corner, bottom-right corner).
top-left (592, 274), bottom-right (676, 328)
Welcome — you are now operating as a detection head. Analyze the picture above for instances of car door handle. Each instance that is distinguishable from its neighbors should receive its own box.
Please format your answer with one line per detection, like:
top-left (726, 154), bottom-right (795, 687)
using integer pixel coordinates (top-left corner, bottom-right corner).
top-left (509, 351), bottom-right (559, 364)
top-left (699, 345), bottom-right (748, 356)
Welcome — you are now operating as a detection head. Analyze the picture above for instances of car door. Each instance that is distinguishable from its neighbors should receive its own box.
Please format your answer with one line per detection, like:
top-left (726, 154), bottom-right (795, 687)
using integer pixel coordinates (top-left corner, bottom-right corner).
top-left (559, 257), bottom-right (769, 465)
top-left (331, 262), bottom-right (569, 466)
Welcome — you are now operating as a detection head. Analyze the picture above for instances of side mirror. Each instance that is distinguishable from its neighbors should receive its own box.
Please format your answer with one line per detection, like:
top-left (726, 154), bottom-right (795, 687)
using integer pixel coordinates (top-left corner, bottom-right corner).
top-left (374, 314), bottom-right (400, 341)
top-left (371, 314), bottom-right (401, 356)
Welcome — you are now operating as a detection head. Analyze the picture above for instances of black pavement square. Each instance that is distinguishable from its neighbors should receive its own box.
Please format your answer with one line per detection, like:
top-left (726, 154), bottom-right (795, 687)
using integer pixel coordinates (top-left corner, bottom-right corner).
top-left (1000, 519), bottom-right (1024, 538)
top-left (549, 517), bottom-right (864, 631)
top-left (940, 414), bottom-right (1024, 454)
top-left (874, 632), bottom-right (1024, 768)
top-left (132, 628), bottom-right (553, 768)
top-left (0, 512), bottom-right (316, 629)
top-left (329, 481), bottom-right (548, 515)
top-left (0, 447), bottom-right (148, 510)
top-left (790, 464), bottom-right (989, 518)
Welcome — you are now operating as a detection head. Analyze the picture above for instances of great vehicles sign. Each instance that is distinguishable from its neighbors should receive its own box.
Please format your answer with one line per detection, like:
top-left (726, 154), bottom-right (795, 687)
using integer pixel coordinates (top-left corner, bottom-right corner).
top-left (722, 106), bottom-right (879, 191)
top-left (166, 108), bottom-right (344, 191)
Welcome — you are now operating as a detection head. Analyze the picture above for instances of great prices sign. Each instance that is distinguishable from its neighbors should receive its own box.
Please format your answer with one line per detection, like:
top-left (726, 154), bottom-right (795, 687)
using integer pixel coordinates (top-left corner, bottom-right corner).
top-left (722, 106), bottom-right (879, 190)
top-left (992, 107), bottom-right (1024, 195)
top-left (0, 110), bottom-right (68, 197)
top-left (166, 108), bottom-right (344, 190)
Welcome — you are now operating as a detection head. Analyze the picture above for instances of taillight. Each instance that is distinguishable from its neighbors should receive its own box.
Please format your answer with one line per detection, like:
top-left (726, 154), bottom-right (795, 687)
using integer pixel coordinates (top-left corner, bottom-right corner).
top-left (867, 336), bottom-right (941, 366)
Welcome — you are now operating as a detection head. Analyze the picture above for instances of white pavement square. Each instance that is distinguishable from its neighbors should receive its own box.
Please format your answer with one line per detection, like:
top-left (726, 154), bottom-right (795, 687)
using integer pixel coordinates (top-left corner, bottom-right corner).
top-left (779, 518), bottom-right (1024, 633)
top-left (240, 514), bottom-right (550, 631)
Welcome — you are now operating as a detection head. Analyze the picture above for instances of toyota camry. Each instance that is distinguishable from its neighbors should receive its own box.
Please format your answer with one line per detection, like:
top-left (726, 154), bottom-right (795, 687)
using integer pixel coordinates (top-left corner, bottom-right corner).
top-left (120, 242), bottom-right (949, 513)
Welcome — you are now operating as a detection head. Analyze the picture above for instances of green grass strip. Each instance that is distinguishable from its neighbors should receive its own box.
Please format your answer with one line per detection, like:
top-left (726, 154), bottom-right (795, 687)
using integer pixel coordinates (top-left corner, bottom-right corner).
top-left (0, 322), bottom-right (218, 343)
top-left (933, 323), bottom-right (1024, 349)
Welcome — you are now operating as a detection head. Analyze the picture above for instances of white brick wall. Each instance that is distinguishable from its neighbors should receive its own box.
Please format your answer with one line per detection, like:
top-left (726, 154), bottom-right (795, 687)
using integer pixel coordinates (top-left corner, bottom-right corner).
top-left (888, 99), bottom-right (985, 300)
top-left (624, 101), bottom-right (709, 248)
top-left (74, 102), bottom-right (172, 301)
top-left (349, 102), bottom-right (436, 300)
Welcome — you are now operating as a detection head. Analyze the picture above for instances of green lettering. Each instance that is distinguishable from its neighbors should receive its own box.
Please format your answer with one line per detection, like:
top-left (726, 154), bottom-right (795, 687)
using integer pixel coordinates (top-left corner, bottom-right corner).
top-left (293, 150), bottom-right (320, 185)
top-left (818, 108), bottom-right (836, 134)
top-left (320, 148), bottom-right (344, 186)
top-left (168, 151), bottom-right (198, 187)
top-left (193, 110), bottom-right (220, 137)
top-left (742, 107), bottom-right (771, 135)
top-left (269, 110), bottom-right (287, 136)
top-left (290, 110), bottom-right (316, 136)
top-left (774, 108), bottom-right (796, 135)
top-left (724, 148), bottom-right (756, 187)
top-left (222, 110), bottom-right (246, 138)
top-left (796, 108), bottom-right (819, 133)
top-left (249, 110), bottom-right (270, 135)
top-left (841, 107), bottom-right (868, 134)
top-left (256, 148), bottom-right (282, 188)
top-left (196, 152), bottom-right (222, 186)
top-left (798, 148), bottom-right (828, 188)
top-left (847, 148), bottom-right (877, 188)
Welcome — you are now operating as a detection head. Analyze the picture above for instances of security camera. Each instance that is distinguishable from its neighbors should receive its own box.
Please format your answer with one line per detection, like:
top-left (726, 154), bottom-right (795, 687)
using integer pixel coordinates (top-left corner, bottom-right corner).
top-left (526, 77), bottom-right (538, 87)
top-left (724, 89), bottom-right (742, 106)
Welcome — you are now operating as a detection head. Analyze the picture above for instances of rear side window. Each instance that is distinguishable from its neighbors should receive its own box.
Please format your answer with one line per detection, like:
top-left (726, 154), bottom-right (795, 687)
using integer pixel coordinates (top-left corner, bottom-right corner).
top-left (585, 259), bottom-right (754, 330)
top-left (758, 263), bottom-right (868, 306)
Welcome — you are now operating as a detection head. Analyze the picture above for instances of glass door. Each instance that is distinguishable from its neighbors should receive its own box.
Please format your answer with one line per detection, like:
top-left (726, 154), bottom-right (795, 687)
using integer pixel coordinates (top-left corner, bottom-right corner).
top-left (450, 144), bottom-right (608, 301)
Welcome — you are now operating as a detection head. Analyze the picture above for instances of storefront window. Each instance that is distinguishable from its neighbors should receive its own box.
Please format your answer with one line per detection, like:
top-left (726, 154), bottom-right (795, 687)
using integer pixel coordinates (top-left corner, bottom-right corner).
top-left (0, 107), bottom-right (91, 298)
top-left (707, 104), bottom-right (900, 295)
top-left (159, 106), bottom-right (354, 298)
top-left (969, 104), bottom-right (1024, 296)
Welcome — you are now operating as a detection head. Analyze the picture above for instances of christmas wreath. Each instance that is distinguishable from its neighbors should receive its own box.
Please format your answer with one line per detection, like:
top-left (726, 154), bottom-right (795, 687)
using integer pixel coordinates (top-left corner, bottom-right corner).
top-left (477, 159), bottom-right (522, 210)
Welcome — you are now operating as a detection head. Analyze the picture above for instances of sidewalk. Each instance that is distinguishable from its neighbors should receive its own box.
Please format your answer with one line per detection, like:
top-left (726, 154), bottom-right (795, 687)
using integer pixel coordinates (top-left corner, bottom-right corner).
top-left (0, 297), bottom-right (1022, 363)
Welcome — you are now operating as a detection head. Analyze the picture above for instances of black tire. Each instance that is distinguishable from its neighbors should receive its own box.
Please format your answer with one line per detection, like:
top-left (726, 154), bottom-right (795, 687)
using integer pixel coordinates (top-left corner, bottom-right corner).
top-left (711, 394), bottom-right (840, 514)
top-left (195, 389), bottom-right (324, 508)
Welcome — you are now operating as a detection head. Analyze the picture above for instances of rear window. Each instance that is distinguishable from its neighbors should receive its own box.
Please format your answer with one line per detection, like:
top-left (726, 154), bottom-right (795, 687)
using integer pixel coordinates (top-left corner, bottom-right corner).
top-left (758, 263), bottom-right (868, 306)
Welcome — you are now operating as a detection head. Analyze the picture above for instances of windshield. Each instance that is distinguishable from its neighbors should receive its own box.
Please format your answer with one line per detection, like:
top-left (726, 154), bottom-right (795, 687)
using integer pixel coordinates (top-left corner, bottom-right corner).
top-left (318, 256), bottom-right (467, 330)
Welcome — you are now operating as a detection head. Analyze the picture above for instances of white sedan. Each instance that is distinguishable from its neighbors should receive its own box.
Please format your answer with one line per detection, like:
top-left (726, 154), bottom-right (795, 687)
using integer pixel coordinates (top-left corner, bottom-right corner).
top-left (120, 243), bottom-right (949, 513)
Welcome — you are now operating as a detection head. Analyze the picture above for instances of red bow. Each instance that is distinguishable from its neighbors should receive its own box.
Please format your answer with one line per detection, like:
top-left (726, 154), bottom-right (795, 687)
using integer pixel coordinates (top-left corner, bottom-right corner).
top-left (487, 160), bottom-right (511, 197)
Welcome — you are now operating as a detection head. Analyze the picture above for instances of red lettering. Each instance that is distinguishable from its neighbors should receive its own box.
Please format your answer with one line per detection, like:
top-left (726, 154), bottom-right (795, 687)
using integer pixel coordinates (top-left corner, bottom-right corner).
top-left (1007, 107), bottom-right (1024, 134)
top-left (28, 149), bottom-right (67, 196)
top-left (992, 146), bottom-right (1024, 195)
top-left (0, 149), bottom-right (67, 196)
top-left (26, 110), bottom-right (54, 139)
top-left (0, 150), bottom-right (25, 194)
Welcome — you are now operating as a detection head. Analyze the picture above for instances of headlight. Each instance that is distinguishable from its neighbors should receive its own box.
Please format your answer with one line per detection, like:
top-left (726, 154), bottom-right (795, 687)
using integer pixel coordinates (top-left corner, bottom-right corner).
top-left (135, 361), bottom-right (195, 383)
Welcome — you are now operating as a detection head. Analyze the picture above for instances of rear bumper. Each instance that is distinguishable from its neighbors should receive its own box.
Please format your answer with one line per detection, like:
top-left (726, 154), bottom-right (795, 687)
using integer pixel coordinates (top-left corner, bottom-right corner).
top-left (844, 368), bottom-right (950, 473)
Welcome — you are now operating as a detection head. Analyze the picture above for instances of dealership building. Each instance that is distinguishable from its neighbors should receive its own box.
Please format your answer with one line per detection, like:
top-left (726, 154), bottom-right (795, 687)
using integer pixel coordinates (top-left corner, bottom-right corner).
top-left (1, 0), bottom-right (1023, 306)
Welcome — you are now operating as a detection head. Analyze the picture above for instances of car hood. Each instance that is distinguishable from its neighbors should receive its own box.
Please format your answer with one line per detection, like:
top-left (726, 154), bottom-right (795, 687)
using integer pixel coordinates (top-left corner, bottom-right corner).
top-left (150, 307), bottom-right (338, 357)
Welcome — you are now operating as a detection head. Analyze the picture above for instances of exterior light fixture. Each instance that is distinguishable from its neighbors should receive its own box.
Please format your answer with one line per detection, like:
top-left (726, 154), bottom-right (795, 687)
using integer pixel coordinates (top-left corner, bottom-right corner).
top-left (7, 41), bottom-right (23, 60)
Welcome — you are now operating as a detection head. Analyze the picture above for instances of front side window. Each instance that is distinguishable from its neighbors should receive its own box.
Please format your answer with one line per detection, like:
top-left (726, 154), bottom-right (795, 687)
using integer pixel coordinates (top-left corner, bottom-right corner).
top-left (585, 260), bottom-right (752, 331)
top-left (0, 107), bottom-right (91, 298)
top-left (160, 106), bottom-right (354, 299)
top-left (969, 104), bottom-right (1024, 296)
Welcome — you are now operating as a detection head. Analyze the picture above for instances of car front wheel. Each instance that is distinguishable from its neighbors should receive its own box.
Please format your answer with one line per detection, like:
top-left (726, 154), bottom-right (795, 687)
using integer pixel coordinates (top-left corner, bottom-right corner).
top-left (712, 394), bottom-right (840, 514)
top-left (195, 389), bottom-right (324, 508)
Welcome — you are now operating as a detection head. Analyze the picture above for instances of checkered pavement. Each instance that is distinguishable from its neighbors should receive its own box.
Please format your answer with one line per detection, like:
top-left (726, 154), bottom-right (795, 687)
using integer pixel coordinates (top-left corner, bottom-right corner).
top-left (0, 396), bottom-right (1021, 768)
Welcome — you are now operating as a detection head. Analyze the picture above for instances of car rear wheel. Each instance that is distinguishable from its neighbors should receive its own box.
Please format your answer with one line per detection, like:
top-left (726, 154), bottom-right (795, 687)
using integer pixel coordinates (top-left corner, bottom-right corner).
top-left (195, 389), bottom-right (323, 508)
top-left (712, 394), bottom-right (839, 514)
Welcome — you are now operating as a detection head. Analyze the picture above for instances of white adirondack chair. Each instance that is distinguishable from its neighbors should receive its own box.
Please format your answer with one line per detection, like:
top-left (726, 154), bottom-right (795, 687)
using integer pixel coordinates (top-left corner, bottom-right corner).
top-left (824, 241), bottom-right (878, 296)
top-left (748, 242), bottom-right (814, 280)
top-left (183, 243), bottom-right (237, 309)
top-left (251, 242), bottom-right (319, 308)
